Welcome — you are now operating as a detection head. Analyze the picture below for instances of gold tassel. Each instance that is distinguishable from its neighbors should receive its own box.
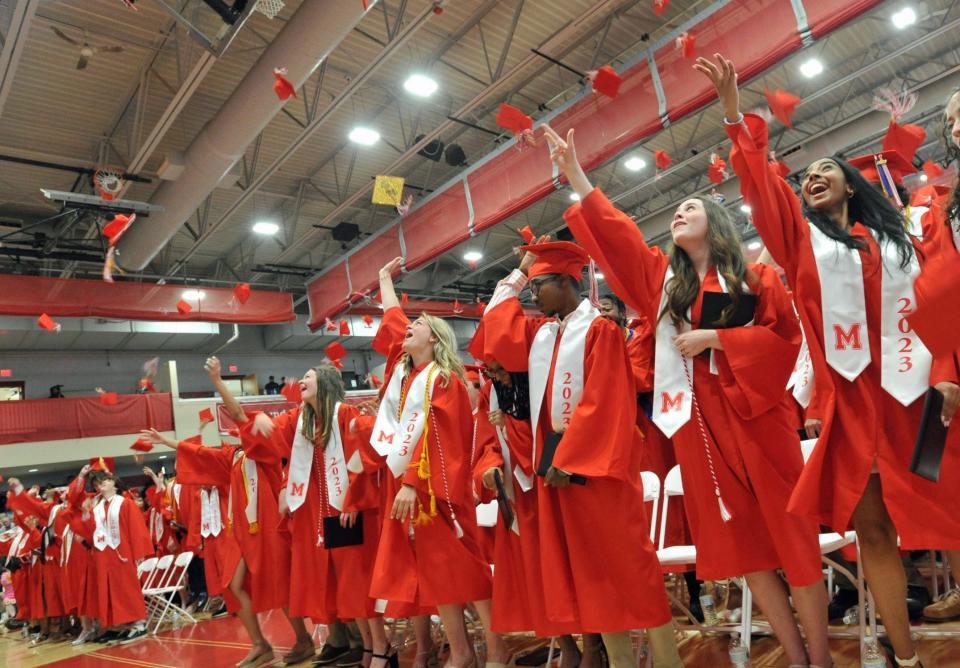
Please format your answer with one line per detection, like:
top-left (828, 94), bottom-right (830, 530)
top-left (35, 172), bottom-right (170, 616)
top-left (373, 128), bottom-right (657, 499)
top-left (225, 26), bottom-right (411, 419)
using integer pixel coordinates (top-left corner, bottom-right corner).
top-left (248, 521), bottom-right (259, 535)
top-left (414, 505), bottom-right (433, 527)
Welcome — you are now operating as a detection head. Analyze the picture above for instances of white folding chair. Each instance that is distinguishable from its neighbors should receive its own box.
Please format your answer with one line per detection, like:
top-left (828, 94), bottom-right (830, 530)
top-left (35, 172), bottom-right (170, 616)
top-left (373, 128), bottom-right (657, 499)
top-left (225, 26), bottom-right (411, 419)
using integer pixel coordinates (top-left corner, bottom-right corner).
top-left (142, 551), bottom-right (198, 634)
top-left (142, 554), bottom-right (173, 624)
top-left (640, 470), bottom-right (661, 543)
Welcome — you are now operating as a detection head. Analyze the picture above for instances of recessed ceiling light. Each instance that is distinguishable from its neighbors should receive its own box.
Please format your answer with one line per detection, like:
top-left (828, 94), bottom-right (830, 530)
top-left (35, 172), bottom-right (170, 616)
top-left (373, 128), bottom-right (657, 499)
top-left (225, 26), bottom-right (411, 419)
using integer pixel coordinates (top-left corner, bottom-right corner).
top-left (799, 58), bottom-right (823, 78)
top-left (892, 7), bottom-right (917, 29)
top-left (182, 289), bottom-right (205, 301)
top-left (919, 173), bottom-right (928, 182)
top-left (463, 251), bottom-right (483, 263)
top-left (595, 272), bottom-right (605, 280)
top-left (252, 221), bottom-right (279, 235)
top-left (348, 126), bottom-right (380, 146)
top-left (569, 192), bottom-right (581, 201)
top-left (28, 468), bottom-right (38, 472)
top-left (158, 455), bottom-right (167, 459)
top-left (404, 73), bottom-right (439, 98)
top-left (624, 156), bottom-right (646, 172)
top-left (748, 240), bottom-right (762, 250)
top-left (740, 204), bottom-right (752, 213)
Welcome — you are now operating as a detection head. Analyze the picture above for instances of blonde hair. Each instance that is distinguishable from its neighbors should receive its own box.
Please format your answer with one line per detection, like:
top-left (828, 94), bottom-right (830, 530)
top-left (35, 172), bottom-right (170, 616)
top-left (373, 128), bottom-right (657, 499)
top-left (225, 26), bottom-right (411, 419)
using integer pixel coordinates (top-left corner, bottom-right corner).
top-left (300, 364), bottom-right (346, 446)
top-left (403, 313), bottom-right (465, 386)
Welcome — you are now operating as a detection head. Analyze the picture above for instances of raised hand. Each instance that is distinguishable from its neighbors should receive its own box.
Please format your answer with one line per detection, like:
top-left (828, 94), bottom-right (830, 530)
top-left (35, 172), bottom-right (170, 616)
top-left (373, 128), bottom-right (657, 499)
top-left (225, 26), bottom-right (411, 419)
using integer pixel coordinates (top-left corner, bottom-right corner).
top-left (140, 428), bottom-right (177, 449)
top-left (693, 53), bottom-right (741, 123)
top-left (204, 356), bottom-right (222, 380)
top-left (541, 124), bottom-right (593, 198)
top-left (519, 234), bottom-right (551, 274)
top-left (379, 257), bottom-right (404, 281)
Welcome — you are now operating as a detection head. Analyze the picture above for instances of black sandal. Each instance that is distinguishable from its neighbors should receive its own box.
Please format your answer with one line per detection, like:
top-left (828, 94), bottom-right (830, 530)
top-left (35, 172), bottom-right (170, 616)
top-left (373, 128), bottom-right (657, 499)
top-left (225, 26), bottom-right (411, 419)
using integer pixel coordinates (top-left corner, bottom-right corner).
top-left (371, 651), bottom-right (399, 668)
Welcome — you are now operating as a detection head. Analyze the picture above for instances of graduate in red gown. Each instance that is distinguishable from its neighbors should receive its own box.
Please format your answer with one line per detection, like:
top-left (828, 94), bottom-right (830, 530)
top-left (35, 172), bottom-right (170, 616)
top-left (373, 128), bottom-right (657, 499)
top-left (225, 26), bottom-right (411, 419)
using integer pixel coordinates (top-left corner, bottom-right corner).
top-left (366, 257), bottom-right (507, 668)
top-left (64, 467), bottom-right (104, 642)
top-left (697, 54), bottom-right (960, 666)
top-left (4, 510), bottom-right (38, 624)
top-left (543, 122), bottom-right (829, 667)
top-left (143, 355), bottom-right (311, 668)
top-left (464, 365), bottom-right (497, 566)
top-left (480, 239), bottom-right (682, 668)
top-left (243, 363), bottom-right (393, 668)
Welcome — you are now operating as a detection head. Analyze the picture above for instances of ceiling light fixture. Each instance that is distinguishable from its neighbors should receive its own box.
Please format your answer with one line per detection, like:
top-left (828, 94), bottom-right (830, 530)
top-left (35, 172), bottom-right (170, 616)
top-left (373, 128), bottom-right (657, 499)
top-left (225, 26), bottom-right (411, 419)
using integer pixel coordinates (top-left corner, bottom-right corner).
top-left (463, 251), bottom-right (483, 263)
top-left (799, 58), bottom-right (824, 78)
top-left (252, 221), bottom-right (279, 235)
top-left (182, 289), bottom-right (205, 301)
top-left (595, 272), bottom-right (605, 280)
top-left (404, 73), bottom-right (439, 97)
top-left (28, 468), bottom-right (38, 472)
top-left (748, 240), bottom-right (762, 251)
top-left (348, 126), bottom-right (380, 146)
top-left (740, 204), bottom-right (752, 213)
top-left (624, 156), bottom-right (646, 172)
top-left (892, 7), bottom-right (917, 29)
top-left (570, 192), bottom-right (581, 201)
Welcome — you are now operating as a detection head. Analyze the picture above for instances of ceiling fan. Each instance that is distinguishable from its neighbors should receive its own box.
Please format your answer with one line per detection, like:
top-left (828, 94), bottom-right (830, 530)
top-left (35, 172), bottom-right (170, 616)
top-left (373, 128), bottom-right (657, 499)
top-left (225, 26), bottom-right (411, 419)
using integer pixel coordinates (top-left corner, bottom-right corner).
top-left (51, 27), bottom-right (124, 70)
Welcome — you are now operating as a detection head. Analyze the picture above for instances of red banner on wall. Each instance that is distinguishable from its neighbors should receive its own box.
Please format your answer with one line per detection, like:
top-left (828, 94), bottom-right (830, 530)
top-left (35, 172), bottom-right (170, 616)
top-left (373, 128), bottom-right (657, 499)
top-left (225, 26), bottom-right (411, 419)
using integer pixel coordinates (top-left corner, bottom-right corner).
top-left (0, 275), bottom-right (295, 323)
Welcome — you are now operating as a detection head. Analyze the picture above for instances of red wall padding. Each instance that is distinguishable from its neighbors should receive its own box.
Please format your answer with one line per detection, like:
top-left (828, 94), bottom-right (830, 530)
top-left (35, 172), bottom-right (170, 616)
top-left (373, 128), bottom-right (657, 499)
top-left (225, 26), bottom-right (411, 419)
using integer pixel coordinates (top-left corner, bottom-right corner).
top-left (0, 393), bottom-right (174, 445)
top-left (306, 0), bottom-right (882, 327)
top-left (0, 275), bottom-right (295, 323)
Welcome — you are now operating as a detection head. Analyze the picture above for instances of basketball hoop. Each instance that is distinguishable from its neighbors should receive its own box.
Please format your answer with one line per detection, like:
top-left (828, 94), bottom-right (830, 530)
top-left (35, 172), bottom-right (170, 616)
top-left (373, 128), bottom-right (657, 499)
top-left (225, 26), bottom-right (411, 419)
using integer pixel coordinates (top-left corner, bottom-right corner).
top-left (255, 0), bottom-right (285, 19)
top-left (94, 167), bottom-right (126, 201)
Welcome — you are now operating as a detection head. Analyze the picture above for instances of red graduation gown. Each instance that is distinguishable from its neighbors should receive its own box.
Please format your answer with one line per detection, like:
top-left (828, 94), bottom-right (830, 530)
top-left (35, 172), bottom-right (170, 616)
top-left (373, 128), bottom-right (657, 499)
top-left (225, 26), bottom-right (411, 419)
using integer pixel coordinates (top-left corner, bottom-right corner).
top-left (174, 437), bottom-right (289, 613)
top-left (483, 295), bottom-right (672, 632)
top-left (472, 383), bottom-right (579, 635)
top-left (6, 491), bottom-right (67, 617)
top-left (366, 307), bottom-right (492, 608)
top-left (245, 404), bottom-right (380, 621)
top-left (77, 494), bottom-right (152, 627)
top-left (727, 114), bottom-right (960, 549)
top-left (566, 188), bottom-right (822, 585)
top-left (65, 476), bottom-right (100, 621)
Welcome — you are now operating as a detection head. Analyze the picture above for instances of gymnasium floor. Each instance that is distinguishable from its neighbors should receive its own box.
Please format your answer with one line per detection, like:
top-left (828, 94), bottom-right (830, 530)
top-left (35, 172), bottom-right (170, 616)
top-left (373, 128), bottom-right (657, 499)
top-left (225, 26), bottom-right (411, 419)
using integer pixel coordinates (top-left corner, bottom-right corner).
top-left (2, 610), bottom-right (959, 668)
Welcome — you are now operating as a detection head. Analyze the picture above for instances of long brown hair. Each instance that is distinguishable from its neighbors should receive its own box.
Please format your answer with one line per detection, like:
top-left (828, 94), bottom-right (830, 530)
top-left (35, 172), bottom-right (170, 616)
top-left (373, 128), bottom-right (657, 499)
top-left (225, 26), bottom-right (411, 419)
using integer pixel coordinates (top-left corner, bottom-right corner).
top-left (659, 197), bottom-right (753, 330)
top-left (942, 88), bottom-right (960, 225)
top-left (400, 313), bottom-right (465, 387)
top-left (301, 364), bottom-right (346, 446)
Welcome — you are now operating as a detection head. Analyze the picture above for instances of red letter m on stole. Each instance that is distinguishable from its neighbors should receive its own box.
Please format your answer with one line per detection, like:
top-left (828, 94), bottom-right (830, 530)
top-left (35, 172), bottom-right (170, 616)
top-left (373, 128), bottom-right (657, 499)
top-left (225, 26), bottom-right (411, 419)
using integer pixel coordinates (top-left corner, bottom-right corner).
top-left (377, 431), bottom-right (394, 445)
top-left (661, 391), bottom-right (685, 413)
top-left (290, 482), bottom-right (305, 497)
top-left (833, 323), bottom-right (863, 351)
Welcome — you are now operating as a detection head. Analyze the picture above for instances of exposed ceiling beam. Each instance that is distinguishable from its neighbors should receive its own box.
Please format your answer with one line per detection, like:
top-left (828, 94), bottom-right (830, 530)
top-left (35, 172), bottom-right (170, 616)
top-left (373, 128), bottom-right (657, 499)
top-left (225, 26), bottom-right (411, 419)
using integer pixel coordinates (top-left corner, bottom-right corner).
top-left (0, 0), bottom-right (39, 120)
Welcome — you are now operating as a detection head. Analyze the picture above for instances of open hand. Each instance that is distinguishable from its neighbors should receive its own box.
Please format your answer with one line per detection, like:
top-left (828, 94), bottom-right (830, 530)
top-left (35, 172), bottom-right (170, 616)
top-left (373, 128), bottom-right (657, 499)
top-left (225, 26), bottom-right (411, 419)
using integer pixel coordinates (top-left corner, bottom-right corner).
top-left (693, 53), bottom-right (741, 123)
top-left (519, 234), bottom-right (551, 274)
top-left (251, 412), bottom-right (275, 438)
top-left (673, 329), bottom-right (719, 357)
top-left (379, 257), bottom-right (404, 281)
top-left (390, 484), bottom-right (418, 521)
top-left (804, 418), bottom-right (823, 439)
top-left (340, 511), bottom-right (358, 528)
top-left (204, 356), bottom-right (221, 380)
top-left (488, 409), bottom-right (506, 428)
top-left (935, 381), bottom-right (960, 427)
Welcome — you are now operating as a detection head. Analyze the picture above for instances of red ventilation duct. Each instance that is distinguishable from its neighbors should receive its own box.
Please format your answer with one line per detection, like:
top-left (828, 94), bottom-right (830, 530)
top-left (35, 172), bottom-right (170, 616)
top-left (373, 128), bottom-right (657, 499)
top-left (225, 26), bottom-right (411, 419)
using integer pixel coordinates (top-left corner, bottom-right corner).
top-left (306, 0), bottom-right (882, 330)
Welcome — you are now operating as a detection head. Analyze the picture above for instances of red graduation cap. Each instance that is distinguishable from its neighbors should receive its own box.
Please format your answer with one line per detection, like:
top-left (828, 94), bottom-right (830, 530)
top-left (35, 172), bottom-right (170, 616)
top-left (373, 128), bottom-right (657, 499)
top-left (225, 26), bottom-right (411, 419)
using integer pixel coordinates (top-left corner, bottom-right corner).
top-left (273, 68), bottom-right (297, 101)
top-left (653, 0), bottom-right (669, 15)
top-left (848, 150), bottom-right (916, 186)
top-left (233, 282), bottom-right (251, 305)
top-left (369, 373), bottom-right (382, 388)
top-left (708, 153), bottom-right (728, 184)
top-left (467, 321), bottom-right (485, 361)
top-left (325, 340), bottom-right (347, 362)
top-left (183, 434), bottom-right (203, 446)
top-left (588, 66), bottom-right (623, 99)
top-left (89, 456), bottom-right (115, 473)
top-left (130, 438), bottom-right (154, 453)
top-left (654, 149), bottom-right (673, 170)
top-left (102, 213), bottom-right (136, 246)
top-left (198, 407), bottom-right (215, 423)
top-left (882, 120), bottom-right (925, 164)
top-left (37, 313), bottom-right (60, 332)
top-left (518, 240), bottom-right (589, 280)
top-left (495, 103), bottom-right (533, 134)
top-left (339, 319), bottom-right (350, 336)
top-left (765, 89), bottom-right (801, 128)
top-left (676, 31), bottom-right (695, 59)
top-left (99, 391), bottom-right (119, 406)
top-left (923, 160), bottom-right (944, 180)
top-left (176, 299), bottom-right (192, 315)
top-left (463, 364), bottom-right (482, 384)
top-left (362, 314), bottom-right (374, 326)
top-left (517, 225), bottom-right (535, 243)
top-left (401, 292), bottom-right (409, 306)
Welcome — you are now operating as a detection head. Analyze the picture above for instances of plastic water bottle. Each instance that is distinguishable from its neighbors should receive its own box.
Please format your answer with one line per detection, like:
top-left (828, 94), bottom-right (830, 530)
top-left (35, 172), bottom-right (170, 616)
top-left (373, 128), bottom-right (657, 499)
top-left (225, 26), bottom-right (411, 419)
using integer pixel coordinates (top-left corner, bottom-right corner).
top-left (861, 639), bottom-right (887, 668)
top-left (842, 603), bottom-right (868, 626)
top-left (700, 593), bottom-right (720, 626)
top-left (728, 634), bottom-right (749, 667)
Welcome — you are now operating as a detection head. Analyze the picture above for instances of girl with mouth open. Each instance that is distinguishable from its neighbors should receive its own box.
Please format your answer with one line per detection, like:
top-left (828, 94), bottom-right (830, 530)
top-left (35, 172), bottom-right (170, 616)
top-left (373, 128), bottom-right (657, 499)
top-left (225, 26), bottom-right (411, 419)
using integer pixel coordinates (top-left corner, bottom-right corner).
top-left (697, 53), bottom-right (960, 668)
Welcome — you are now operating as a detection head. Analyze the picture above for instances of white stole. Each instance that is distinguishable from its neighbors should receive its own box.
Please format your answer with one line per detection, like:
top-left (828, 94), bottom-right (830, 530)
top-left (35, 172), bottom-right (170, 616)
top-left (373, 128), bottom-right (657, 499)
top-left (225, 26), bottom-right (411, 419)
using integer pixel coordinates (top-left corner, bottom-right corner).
top-left (371, 361), bottom-right (440, 477)
top-left (528, 299), bottom-right (598, 465)
top-left (905, 206), bottom-right (928, 239)
top-left (787, 332), bottom-right (814, 408)
top-left (6, 527), bottom-right (28, 560)
top-left (149, 505), bottom-right (164, 544)
top-left (489, 386), bottom-right (533, 493)
top-left (809, 223), bottom-right (931, 405)
top-left (92, 495), bottom-right (124, 551)
top-left (60, 521), bottom-right (73, 566)
top-left (200, 487), bottom-right (222, 538)
top-left (286, 404), bottom-right (348, 513)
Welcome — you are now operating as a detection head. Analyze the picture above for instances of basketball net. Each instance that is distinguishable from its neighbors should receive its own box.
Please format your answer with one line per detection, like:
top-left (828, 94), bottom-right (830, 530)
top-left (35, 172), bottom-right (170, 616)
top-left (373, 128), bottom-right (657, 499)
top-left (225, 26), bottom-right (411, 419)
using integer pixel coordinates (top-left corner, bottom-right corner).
top-left (256, 0), bottom-right (285, 19)
top-left (94, 167), bottom-right (125, 201)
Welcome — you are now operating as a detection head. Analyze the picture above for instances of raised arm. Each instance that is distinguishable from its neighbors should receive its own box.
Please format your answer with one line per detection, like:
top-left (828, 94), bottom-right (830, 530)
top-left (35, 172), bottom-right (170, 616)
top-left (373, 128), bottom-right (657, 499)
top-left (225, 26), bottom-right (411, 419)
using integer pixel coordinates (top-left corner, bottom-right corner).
top-left (379, 256), bottom-right (403, 311)
top-left (205, 356), bottom-right (245, 423)
top-left (542, 124), bottom-right (669, 318)
top-left (695, 54), bottom-right (808, 276)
